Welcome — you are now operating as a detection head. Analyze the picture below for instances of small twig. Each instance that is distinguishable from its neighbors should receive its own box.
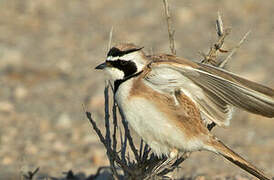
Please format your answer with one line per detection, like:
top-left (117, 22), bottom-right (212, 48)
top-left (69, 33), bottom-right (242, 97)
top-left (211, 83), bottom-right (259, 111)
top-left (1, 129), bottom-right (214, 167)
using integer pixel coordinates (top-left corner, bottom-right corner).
top-left (142, 144), bottom-right (150, 162)
top-left (121, 126), bottom-right (128, 164)
top-left (86, 112), bottom-right (107, 147)
top-left (163, 0), bottom-right (176, 55)
top-left (22, 167), bottom-right (40, 180)
top-left (158, 153), bottom-right (189, 176)
top-left (216, 11), bottom-right (224, 37)
top-left (112, 99), bottom-right (118, 151)
top-left (87, 111), bottom-right (134, 179)
top-left (107, 26), bottom-right (114, 52)
top-left (139, 139), bottom-right (144, 161)
top-left (201, 13), bottom-right (231, 66)
top-left (219, 30), bottom-right (251, 68)
top-left (105, 27), bottom-right (120, 180)
top-left (86, 111), bottom-right (119, 180)
top-left (104, 83), bottom-right (111, 149)
top-left (119, 110), bottom-right (140, 163)
top-left (144, 157), bottom-right (166, 180)
top-left (88, 166), bottom-right (113, 180)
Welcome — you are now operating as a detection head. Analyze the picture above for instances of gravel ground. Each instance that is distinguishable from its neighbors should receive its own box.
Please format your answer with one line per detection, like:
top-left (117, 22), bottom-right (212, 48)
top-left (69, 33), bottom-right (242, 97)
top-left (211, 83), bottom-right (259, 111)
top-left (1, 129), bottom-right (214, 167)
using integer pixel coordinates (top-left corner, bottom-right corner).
top-left (0, 0), bottom-right (274, 179)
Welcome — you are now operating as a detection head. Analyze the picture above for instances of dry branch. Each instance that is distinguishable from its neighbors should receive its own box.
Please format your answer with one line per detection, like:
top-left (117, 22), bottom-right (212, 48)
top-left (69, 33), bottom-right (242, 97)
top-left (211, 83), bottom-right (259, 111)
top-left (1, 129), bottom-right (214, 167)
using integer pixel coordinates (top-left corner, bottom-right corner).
top-left (107, 26), bottom-right (114, 52)
top-left (219, 30), bottom-right (250, 68)
top-left (201, 12), bottom-right (249, 68)
top-left (22, 167), bottom-right (40, 180)
top-left (163, 0), bottom-right (176, 55)
top-left (200, 12), bottom-right (231, 66)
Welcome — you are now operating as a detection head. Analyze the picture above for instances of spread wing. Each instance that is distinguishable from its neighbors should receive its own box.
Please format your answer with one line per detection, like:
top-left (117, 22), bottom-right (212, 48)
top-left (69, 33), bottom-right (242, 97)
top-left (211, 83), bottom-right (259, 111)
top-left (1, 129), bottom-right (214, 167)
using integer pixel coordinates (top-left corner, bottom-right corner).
top-left (144, 56), bottom-right (274, 127)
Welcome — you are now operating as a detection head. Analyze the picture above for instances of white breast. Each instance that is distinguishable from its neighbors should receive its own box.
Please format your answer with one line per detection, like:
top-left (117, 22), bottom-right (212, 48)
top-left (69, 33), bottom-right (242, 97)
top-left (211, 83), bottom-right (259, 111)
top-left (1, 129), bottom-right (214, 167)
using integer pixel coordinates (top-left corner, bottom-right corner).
top-left (115, 79), bottom-right (204, 157)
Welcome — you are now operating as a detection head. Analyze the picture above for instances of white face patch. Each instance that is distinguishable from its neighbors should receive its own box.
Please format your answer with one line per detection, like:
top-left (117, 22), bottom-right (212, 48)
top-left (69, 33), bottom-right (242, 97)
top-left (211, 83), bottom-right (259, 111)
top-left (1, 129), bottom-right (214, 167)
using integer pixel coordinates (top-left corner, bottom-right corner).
top-left (107, 56), bottom-right (119, 61)
top-left (102, 50), bottom-right (147, 82)
top-left (104, 66), bottom-right (124, 81)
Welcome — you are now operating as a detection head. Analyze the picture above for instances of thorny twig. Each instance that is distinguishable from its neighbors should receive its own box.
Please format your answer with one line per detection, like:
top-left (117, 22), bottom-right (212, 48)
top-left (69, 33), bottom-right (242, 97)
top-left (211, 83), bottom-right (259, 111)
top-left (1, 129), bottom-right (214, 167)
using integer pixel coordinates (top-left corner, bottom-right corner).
top-left (219, 30), bottom-right (251, 68)
top-left (86, 111), bottom-right (133, 174)
top-left (87, 166), bottom-right (113, 180)
top-left (200, 12), bottom-right (231, 66)
top-left (201, 12), bottom-right (250, 68)
top-left (105, 27), bottom-right (120, 180)
top-left (107, 26), bottom-right (113, 52)
top-left (163, 0), bottom-right (176, 55)
top-left (119, 109), bottom-right (140, 163)
top-left (86, 27), bottom-right (120, 180)
top-left (176, 12), bottom-right (250, 171)
top-left (86, 99), bottom-right (169, 179)
top-left (112, 95), bottom-right (118, 151)
top-left (104, 84), bottom-right (111, 149)
top-left (22, 167), bottom-right (40, 180)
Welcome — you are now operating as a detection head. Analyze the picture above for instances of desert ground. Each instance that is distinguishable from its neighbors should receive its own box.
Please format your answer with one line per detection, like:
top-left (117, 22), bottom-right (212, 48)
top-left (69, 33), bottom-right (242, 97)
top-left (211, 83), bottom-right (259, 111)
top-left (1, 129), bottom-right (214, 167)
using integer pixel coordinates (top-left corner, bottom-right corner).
top-left (0, 0), bottom-right (274, 179)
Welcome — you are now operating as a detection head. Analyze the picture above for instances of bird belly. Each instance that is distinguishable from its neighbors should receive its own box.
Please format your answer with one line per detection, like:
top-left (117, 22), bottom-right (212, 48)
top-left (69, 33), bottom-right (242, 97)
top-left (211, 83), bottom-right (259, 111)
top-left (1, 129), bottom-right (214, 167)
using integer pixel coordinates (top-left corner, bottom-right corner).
top-left (116, 95), bottom-right (203, 157)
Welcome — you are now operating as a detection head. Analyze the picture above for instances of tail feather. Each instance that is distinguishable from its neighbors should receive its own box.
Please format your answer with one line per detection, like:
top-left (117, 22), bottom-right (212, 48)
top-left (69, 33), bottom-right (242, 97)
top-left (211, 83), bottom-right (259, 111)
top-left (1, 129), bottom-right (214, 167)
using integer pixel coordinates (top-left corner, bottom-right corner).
top-left (208, 137), bottom-right (271, 180)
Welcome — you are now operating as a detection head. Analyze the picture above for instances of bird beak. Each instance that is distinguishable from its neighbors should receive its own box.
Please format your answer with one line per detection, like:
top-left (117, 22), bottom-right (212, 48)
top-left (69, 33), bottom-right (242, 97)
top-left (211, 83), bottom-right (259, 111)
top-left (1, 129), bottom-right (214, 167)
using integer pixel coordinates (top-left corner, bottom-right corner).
top-left (95, 62), bottom-right (107, 70)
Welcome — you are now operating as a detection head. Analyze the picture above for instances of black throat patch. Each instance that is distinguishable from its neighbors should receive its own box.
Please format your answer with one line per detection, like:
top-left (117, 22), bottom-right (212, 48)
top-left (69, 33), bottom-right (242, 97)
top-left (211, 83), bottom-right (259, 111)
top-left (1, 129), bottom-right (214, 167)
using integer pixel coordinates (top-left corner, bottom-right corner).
top-left (114, 70), bottom-right (143, 93)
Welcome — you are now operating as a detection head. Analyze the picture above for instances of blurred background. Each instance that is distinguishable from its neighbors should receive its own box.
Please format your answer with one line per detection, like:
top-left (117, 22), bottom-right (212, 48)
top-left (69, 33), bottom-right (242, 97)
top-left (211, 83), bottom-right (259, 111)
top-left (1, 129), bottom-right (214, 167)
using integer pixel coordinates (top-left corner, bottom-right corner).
top-left (0, 0), bottom-right (274, 179)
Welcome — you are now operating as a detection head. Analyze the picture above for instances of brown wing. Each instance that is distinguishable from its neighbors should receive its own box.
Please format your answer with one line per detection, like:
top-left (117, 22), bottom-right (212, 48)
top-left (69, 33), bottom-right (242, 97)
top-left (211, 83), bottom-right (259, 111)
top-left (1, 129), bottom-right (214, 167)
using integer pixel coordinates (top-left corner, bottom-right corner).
top-left (192, 63), bottom-right (274, 117)
top-left (144, 55), bottom-right (274, 127)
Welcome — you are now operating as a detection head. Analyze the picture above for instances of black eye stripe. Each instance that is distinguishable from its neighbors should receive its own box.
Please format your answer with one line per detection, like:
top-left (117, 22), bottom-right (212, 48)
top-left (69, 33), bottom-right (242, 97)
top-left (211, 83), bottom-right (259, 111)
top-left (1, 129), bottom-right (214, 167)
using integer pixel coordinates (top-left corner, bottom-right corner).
top-left (107, 60), bottom-right (137, 78)
top-left (107, 60), bottom-right (129, 67)
top-left (120, 60), bottom-right (128, 65)
top-left (107, 59), bottom-right (133, 70)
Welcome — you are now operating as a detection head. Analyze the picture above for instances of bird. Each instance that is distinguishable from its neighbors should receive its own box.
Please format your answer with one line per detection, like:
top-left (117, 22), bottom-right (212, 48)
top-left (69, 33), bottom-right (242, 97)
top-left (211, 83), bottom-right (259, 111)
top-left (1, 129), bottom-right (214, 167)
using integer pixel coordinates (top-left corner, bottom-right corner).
top-left (95, 43), bottom-right (274, 180)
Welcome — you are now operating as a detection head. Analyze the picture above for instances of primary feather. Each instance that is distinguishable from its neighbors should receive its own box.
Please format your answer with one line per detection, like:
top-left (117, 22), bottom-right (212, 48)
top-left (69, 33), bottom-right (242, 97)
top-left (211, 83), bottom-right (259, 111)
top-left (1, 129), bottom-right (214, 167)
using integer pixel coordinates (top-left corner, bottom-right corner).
top-left (145, 54), bottom-right (274, 127)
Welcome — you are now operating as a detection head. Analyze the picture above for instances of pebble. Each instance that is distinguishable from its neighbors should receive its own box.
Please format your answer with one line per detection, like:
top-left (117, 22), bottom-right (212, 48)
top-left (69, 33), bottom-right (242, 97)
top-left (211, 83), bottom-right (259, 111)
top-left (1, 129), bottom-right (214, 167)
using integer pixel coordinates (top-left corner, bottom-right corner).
top-left (0, 48), bottom-right (22, 68)
top-left (91, 151), bottom-right (102, 166)
top-left (53, 141), bottom-right (68, 153)
top-left (235, 175), bottom-right (250, 180)
top-left (89, 96), bottom-right (104, 110)
top-left (43, 132), bottom-right (56, 141)
top-left (0, 101), bottom-right (14, 113)
top-left (56, 60), bottom-right (72, 74)
top-left (39, 120), bottom-right (51, 133)
top-left (14, 86), bottom-right (28, 100)
top-left (2, 156), bottom-right (13, 165)
top-left (177, 7), bottom-right (194, 24)
top-left (57, 113), bottom-right (72, 129)
top-left (25, 143), bottom-right (39, 155)
top-left (195, 176), bottom-right (206, 180)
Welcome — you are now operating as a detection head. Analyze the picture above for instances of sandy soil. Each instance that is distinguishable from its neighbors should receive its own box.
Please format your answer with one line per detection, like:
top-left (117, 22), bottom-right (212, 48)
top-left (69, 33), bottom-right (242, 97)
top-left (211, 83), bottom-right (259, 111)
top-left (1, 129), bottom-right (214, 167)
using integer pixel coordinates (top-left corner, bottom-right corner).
top-left (0, 0), bottom-right (274, 179)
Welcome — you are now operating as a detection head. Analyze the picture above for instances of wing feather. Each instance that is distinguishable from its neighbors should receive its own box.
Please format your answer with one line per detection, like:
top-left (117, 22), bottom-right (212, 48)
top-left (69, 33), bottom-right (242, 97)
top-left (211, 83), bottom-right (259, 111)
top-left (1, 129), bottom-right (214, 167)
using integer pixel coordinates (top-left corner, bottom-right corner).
top-left (192, 64), bottom-right (274, 117)
top-left (144, 57), bottom-right (274, 127)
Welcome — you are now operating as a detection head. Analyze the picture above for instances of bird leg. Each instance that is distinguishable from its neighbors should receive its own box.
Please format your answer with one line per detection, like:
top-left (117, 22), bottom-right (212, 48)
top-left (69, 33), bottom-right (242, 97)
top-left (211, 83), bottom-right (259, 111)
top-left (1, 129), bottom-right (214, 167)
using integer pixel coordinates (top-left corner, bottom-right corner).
top-left (153, 148), bottom-right (179, 174)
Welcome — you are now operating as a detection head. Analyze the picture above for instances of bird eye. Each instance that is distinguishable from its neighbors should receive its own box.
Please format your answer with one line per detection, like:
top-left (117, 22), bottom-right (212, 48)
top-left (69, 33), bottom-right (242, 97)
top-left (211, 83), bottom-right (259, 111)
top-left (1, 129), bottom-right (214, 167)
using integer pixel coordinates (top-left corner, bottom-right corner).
top-left (120, 60), bottom-right (128, 66)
